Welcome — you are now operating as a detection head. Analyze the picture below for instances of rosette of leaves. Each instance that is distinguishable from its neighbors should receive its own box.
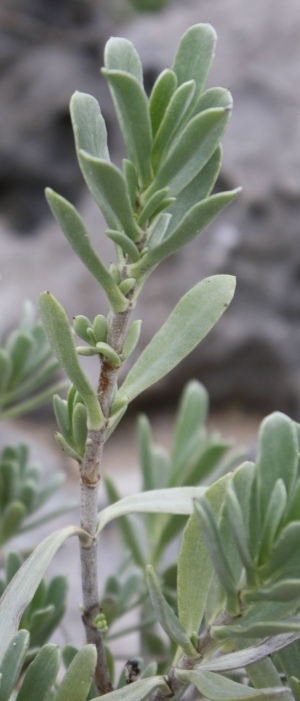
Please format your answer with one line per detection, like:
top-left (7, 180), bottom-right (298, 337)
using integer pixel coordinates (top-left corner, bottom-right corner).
top-left (40, 24), bottom-right (239, 440)
top-left (0, 443), bottom-right (75, 545)
top-left (0, 302), bottom-right (67, 420)
top-left (142, 412), bottom-right (300, 701)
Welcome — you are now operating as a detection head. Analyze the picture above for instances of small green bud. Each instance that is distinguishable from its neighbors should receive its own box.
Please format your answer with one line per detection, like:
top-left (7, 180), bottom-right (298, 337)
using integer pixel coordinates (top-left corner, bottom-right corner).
top-left (93, 315), bottom-right (108, 344)
top-left (94, 612), bottom-right (108, 633)
top-left (86, 327), bottom-right (97, 345)
top-left (76, 346), bottom-right (100, 356)
top-left (73, 315), bottom-right (92, 343)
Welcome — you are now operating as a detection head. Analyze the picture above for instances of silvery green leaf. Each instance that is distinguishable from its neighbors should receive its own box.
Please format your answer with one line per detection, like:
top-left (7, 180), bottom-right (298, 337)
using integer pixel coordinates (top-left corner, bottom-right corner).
top-left (72, 402), bottom-right (88, 457)
top-left (45, 189), bottom-right (128, 313)
top-left (169, 380), bottom-right (209, 486)
top-left (256, 413), bottom-right (298, 518)
top-left (242, 580), bottom-right (300, 604)
top-left (89, 676), bottom-right (169, 701)
top-left (96, 342), bottom-right (122, 367)
top-left (104, 37), bottom-right (143, 83)
top-left (258, 479), bottom-right (287, 566)
top-left (102, 69), bottom-right (153, 188)
top-left (199, 633), bottom-right (300, 672)
top-left (148, 108), bottom-right (230, 198)
top-left (53, 395), bottom-right (71, 443)
top-left (0, 525), bottom-right (85, 664)
top-left (130, 190), bottom-right (240, 276)
top-left (194, 496), bottom-right (239, 615)
top-left (177, 475), bottom-right (231, 644)
top-left (146, 565), bottom-right (198, 657)
top-left (165, 146), bottom-right (222, 237)
top-left (172, 24), bottom-right (217, 108)
top-left (225, 484), bottom-right (256, 584)
top-left (138, 188), bottom-right (170, 227)
top-left (122, 159), bottom-right (138, 209)
top-left (213, 619), bottom-right (300, 640)
top-left (117, 275), bottom-right (236, 404)
top-left (151, 80), bottom-right (196, 171)
top-left (137, 415), bottom-right (155, 492)
top-left (0, 630), bottom-right (29, 701)
top-left (149, 69), bottom-right (177, 138)
top-left (176, 670), bottom-right (289, 701)
top-left (259, 522), bottom-right (300, 582)
top-left (53, 645), bottom-right (96, 701)
top-left (39, 292), bottom-right (104, 430)
top-left (106, 230), bottom-right (140, 263)
top-left (15, 644), bottom-right (60, 701)
top-left (195, 87), bottom-right (233, 114)
top-left (96, 486), bottom-right (206, 536)
top-left (70, 91), bottom-right (109, 161)
top-left (78, 153), bottom-right (142, 242)
top-left (147, 213), bottom-right (172, 249)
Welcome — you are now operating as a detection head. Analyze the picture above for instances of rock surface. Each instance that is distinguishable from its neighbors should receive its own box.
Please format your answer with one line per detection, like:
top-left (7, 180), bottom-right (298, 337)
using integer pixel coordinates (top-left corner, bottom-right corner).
top-left (1, 0), bottom-right (300, 414)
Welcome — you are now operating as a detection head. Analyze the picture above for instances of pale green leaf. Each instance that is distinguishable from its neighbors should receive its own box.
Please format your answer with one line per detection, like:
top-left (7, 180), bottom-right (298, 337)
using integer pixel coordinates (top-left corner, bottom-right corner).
top-left (259, 522), bottom-right (300, 581)
top-left (130, 190), bottom-right (240, 276)
top-left (169, 380), bottom-right (209, 487)
top-left (194, 496), bottom-right (239, 615)
top-left (78, 153), bottom-right (142, 242)
top-left (177, 475), bottom-right (231, 638)
top-left (149, 69), bottom-right (177, 138)
top-left (53, 645), bottom-right (97, 701)
top-left (242, 580), bottom-right (300, 604)
top-left (104, 37), bottom-right (143, 83)
top-left (213, 619), bottom-right (300, 639)
top-left (0, 350), bottom-right (12, 394)
top-left (0, 630), bottom-right (29, 701)
top-left (147, 108), bottom-right (230, 198)
top-left (138, 188), bottom-right (170, 227)
top-left (176, 670), bottom-right (288, 701)
top-left (70, 91), bottom-right (109, 161)
top-left (195, 87), bottom-right (233, 114)
top-left (16, 644), bottom-right (60, 701)
top-left (151, 80), bottom-right (196, 171)
top-left (147, 565), bottom-right (198, 657)
top-left (0, 525), bottom-right (84, 664)
top-left (102, 69), bottom-right (153, 188)
top-left (256, 413), bottom-right (298, 518)
top-left (258, 479), bottom-right (287, 566)
top-left (90, 676), bottom-right (169, 701)
top-left (118, 275), bottom-right (236, 403)
top-left (106, 230), bottom-right (140, 263)
top-left (45, 189), bottom-right (128, 313)
top-left (0, 502), bottom-right (27, 545)
top-left (165, 146), bottom-right (222, 237)
top-left (199, 633), bottom-right (300, 672)
top-left (172, 24), bottom-right (217, 106)
top-left (96, 486), bottom-right (206, 536)
top-left (39, 292), bottom-right (104, 430)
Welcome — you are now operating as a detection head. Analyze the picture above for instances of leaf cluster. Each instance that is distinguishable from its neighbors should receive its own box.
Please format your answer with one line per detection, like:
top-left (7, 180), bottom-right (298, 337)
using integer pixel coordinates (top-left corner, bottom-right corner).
top-left (0, 443), bottom-right (74, 545)
top-left (0, 302), bottom-right (67, 420)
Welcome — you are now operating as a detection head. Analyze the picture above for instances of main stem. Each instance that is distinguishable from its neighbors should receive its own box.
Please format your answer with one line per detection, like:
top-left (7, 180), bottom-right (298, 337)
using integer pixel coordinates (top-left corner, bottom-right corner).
top-left (80, 306), bottom-right (132, 694)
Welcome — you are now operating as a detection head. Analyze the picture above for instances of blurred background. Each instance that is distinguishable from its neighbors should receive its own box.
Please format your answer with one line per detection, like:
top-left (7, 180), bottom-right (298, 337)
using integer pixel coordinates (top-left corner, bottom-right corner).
top-left (1, 0), bottom-right (300, 423)
top-left (1, 0), bottom-right (300, 657)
